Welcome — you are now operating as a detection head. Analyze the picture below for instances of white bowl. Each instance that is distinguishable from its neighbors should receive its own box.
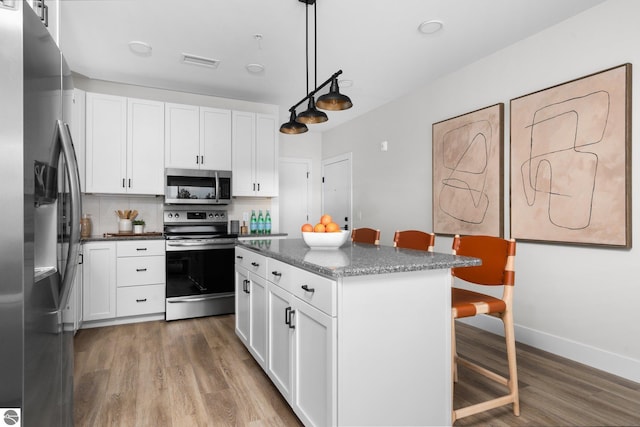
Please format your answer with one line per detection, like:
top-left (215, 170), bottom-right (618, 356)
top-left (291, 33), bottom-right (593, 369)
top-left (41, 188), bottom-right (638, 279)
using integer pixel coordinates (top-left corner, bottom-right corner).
top-left (302, 230), bottom-right (350, 249)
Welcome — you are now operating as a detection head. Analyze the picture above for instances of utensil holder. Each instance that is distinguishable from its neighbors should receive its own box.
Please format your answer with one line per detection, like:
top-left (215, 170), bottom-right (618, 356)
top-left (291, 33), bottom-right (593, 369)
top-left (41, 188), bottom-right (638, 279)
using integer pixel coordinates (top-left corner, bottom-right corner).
top-left (119, 219), bottom-right (132, 233)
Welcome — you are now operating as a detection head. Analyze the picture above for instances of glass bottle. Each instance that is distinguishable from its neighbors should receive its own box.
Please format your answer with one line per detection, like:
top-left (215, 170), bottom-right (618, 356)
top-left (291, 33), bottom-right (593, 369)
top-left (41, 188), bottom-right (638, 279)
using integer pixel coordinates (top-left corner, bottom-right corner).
top-left (257, 210), bottom-right (265, 234)
top-left (80, 214), bottom-right (92, 238)
top-left (265, 210), bottom-right (271, 234)
top-left (250, 210), bottom-right (257, 234)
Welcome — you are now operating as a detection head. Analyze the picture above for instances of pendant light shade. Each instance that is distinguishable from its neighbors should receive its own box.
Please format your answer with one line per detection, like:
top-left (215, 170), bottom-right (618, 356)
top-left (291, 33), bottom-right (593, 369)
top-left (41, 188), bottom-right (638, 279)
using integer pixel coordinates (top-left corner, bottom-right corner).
top-left (296, 96), bottom-right (328, 124)
top-left (317, 78), bottom-right (353, 111)
top-left (279, 110), bottom-right (309, 134)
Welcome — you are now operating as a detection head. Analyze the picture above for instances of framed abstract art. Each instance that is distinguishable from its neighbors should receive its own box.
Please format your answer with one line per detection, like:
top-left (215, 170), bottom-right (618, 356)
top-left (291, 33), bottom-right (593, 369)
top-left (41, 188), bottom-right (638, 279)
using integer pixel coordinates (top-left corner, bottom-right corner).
top-left (432, 103), bottom-right (504, 237)
top-left (510, 63), bottom-right (632, 247)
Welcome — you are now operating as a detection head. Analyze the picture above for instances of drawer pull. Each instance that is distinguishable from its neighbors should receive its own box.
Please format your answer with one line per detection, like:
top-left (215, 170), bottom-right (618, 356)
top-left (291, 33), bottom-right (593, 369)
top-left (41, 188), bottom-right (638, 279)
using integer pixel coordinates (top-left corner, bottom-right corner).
top-left (251, 262), bottom-right (260, 267)
top-left (136, 298), bottom-right (147, 303)
top-left (136, 268), bottom-right (147, 272)
top-left (301, 284), bottom-right (315, 293)
top-left (271, 271), bottom-right (282, 277)
top-left (136, 248), bottom-right (148, 251)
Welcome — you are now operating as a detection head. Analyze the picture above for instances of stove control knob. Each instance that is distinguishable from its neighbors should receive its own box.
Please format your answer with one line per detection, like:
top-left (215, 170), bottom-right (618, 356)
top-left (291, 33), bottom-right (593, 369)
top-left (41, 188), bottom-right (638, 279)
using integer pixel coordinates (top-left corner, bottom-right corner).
top-left (167, 213), bottom-right (173, 218)
top-left (208, 213), bottom-right (213, 218)
top-left (214, 213), bottom-right (219, 219)
top-left (174, 213), bottom-right (180, 219)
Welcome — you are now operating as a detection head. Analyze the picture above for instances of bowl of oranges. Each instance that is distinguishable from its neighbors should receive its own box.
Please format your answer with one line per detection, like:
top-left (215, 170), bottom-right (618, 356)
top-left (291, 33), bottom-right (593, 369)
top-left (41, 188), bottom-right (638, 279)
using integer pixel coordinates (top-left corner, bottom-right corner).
top-left (301, 214), bottom-right (350, 249)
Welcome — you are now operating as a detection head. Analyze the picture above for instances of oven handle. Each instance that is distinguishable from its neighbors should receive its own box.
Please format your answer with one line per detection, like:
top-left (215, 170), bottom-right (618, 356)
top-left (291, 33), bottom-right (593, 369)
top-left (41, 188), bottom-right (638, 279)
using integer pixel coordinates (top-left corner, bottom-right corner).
top-left (167, 293), bottom-right (234, 303)
top-left (166, 241), bottom-right (236, 251)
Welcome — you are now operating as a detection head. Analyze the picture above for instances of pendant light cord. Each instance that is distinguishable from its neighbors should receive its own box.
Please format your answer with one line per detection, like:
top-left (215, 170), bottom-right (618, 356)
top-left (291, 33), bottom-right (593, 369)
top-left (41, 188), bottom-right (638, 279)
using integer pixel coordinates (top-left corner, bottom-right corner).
top-left (314, 1), bottom-right (317, 91)
top-left (305, 3), bottom-right (309, 95)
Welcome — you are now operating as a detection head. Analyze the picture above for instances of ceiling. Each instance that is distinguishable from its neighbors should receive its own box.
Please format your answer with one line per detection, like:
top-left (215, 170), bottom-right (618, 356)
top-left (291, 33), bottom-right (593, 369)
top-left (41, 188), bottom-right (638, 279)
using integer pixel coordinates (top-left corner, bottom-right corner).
top-left (60, 0), bottom-right (604, 132)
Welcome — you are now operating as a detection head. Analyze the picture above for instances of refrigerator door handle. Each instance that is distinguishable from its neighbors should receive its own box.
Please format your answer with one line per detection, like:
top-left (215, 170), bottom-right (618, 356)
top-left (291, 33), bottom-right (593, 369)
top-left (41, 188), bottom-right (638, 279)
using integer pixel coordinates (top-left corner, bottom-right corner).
top-left (56, 120), bottom-right (82, 311)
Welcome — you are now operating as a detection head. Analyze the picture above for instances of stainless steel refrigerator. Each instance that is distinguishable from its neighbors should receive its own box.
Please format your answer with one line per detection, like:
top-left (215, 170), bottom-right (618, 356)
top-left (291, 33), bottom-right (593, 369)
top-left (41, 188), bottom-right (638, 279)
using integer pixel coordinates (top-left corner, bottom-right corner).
top-left (1, 2), bottom-right (82, 426)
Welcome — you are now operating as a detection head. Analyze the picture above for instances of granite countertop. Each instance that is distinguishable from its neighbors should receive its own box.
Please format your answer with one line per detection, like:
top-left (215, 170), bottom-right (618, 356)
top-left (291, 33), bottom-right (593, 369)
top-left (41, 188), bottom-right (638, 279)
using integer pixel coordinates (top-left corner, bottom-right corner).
top-left (237, 238), bottom-right (480, 279)
top-left (82, 233), bottom-right (165, 242)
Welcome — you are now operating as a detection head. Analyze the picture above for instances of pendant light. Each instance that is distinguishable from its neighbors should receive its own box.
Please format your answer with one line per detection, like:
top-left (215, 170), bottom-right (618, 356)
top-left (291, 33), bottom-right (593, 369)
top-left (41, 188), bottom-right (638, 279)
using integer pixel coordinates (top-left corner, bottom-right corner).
top-left (279, 110), bottom-right (308, 134)
top-left (280, 0), bottom-right (353, 134)
top-left (316, 77), bottom-right (353, 110)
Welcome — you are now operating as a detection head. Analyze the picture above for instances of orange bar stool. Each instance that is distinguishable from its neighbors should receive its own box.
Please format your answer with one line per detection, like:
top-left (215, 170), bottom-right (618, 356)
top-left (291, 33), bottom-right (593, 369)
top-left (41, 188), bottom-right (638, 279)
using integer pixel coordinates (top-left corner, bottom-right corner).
top-left (450, 234), bottom-right (519, 422)
top-left (351, 227), bottom-right (380, 245)
top-left (393, 230), bottom-right (435, 252)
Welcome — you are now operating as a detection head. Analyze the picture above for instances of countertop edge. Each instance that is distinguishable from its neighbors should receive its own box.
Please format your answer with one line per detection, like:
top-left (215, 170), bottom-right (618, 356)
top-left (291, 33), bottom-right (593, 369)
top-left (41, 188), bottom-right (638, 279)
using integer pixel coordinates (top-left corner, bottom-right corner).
top-left (236, 240), bottom-right (481, 279)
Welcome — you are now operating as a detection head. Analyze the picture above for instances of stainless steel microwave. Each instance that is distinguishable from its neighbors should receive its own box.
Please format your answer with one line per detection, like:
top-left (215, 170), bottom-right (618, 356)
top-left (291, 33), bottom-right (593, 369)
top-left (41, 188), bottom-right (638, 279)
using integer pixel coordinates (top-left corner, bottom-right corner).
top-left (164, 168), bottom-right (232, 205)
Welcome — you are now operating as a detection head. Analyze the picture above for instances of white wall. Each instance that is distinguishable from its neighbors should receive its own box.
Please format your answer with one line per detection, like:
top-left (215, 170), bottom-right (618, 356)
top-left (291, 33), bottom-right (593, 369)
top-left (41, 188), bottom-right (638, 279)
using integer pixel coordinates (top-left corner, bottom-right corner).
top-left (322, 0), bottom-right (640, 382)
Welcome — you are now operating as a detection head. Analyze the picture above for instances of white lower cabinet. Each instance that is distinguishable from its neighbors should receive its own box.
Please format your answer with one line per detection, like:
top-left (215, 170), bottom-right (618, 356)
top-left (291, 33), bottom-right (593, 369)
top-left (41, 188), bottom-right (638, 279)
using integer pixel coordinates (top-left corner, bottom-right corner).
top-left (235, 247), bottom-right (267, 369)
top-left (83, 241), bottom-right (117, 321)
top-left (236, 247), bottom-right (336, 426)
top-left (82, 239), bottom-right (166, 327)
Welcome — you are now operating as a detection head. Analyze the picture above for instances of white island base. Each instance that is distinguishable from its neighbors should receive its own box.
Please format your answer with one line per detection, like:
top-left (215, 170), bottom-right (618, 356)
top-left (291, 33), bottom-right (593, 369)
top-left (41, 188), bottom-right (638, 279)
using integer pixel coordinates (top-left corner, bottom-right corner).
top-left (234, 241), bottom-right (473, 426)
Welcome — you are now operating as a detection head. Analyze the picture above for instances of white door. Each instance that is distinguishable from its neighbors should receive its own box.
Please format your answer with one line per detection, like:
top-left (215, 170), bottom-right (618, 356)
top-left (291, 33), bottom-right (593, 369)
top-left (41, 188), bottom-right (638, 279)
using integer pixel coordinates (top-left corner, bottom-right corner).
top-left (127, 98), bottom-right (164, 194)
top-left (267, 283), bottom-right (294, 401)
top-left (322, 153), bottom-right (352, 230)
top-left (165, 103), bottom-right (199, 169)
top-left (249, 274), bottom-right (268, 369)
top-left (279, 158), bottom-right (311, 235)
top-left (235, 266), bottom-right (250, 347)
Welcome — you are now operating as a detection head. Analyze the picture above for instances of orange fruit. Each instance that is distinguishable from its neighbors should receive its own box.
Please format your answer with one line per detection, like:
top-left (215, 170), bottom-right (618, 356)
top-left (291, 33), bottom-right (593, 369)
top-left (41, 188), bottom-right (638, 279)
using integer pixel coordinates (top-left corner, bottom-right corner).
top-left (325, 222), bottom-right (341, 232)
top-left (313, 223), bottom-right (326, 233)
top-left (301, 223), bottom-right (313, 232)
top-left (320, 214), bottom-right (333, 225)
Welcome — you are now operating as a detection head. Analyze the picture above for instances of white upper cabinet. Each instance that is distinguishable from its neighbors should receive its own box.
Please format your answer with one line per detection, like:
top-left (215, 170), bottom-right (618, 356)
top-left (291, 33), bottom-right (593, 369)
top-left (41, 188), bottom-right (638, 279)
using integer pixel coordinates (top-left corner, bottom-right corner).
top-left (85, 93), bottom-right (164, 195)
top-left (232, 111), bottom-right (278, 197)
top-left (165, 103), bottom-right (231, 170)
top-left (127, 98), bottom-right (165, 194)
top-left (201, 107), bottom-right (232, 170)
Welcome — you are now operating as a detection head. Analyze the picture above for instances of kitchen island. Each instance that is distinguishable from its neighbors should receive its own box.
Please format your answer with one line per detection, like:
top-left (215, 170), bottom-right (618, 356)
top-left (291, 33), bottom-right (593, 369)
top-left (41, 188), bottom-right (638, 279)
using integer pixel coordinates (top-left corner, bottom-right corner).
top-left (235, 239), bottom-right (480, 427)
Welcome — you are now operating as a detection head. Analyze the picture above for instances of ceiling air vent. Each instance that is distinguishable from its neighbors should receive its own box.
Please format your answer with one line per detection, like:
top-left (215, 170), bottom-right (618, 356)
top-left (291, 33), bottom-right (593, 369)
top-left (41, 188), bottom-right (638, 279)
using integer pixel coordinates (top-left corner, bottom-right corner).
top-left (181, 53), bottom-right (221, 69)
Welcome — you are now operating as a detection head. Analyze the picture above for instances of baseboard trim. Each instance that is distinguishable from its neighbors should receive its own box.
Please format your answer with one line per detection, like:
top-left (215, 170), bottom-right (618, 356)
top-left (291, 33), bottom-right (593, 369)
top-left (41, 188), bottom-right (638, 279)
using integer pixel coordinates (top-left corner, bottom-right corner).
top-left (459, 317), bottom-right (640, 384)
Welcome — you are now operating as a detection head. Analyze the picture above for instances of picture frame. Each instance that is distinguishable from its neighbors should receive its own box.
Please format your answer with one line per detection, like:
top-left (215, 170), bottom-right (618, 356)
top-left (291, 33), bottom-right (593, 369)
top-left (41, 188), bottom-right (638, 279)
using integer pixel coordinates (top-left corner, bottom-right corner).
top-left (432, 103), bottom-right (504, 237)
top-left (510, 63), bottom-right (632, 247)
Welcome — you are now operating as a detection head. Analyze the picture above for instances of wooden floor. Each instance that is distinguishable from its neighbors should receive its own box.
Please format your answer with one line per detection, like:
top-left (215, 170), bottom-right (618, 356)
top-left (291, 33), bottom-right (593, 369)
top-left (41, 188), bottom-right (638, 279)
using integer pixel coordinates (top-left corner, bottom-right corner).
top-left (74, 316), bottom-right (640, 426)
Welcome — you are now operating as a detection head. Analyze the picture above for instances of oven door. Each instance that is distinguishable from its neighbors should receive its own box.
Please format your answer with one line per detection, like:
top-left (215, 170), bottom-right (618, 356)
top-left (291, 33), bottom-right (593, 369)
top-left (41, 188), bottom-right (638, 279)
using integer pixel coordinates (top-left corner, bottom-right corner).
top-left (165, 239), bottom-right (235, 320)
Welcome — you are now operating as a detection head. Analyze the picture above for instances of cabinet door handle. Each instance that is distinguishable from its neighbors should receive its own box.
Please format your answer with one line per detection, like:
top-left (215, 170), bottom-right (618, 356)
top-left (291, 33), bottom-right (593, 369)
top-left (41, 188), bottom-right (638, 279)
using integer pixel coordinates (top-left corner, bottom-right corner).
top-left (301, 284), bottom-right (315, 293)
top-left (271, 271), bottom-right (282, 277)
top-left (257, 183), bottom-right (260, 191)
top-left (136, 268), bottom-right (147, 272)
top-left (128, 178), bottom-right (131, 188)
top-left (236, 255), bottom-right (243, 259)
top-left (196, 155), bottom-right (199, 165)
top-left (136, 298), bottom-right (147, 303)
top-left (285, 306), bottom-right (292, 326)
top-left (122, 178), bottom-right (126, 188)
top-left (253, 183), bottom-right (256, 191)
top-left (251, 262), bottom-right (259, 267)
top-left (201, 155), bottom-right (204, 164)
top-left (243, 279), bottom-right (250, 294)
top-left (288, 309), bottom-right (296, 329)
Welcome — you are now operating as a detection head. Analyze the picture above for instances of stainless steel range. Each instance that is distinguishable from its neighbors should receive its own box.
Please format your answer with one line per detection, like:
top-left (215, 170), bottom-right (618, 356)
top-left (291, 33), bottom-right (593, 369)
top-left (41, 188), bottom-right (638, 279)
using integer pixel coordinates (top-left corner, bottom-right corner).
top-left (164, 205), bottom-right (236, 321)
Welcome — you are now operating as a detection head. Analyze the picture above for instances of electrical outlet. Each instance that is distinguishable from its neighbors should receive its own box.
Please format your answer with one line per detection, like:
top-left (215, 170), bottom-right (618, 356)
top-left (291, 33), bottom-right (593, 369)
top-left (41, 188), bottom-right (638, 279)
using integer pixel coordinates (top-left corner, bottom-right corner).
top-left (381, 140), bottom-right (388, 151)
top-left (242, 212), bottom-right (249, 222)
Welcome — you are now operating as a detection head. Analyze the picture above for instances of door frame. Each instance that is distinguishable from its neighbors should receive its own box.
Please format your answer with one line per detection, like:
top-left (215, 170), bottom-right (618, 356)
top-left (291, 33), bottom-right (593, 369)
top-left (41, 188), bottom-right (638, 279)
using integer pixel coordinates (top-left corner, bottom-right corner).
top-left (321, 153), bottom-right (352, 230)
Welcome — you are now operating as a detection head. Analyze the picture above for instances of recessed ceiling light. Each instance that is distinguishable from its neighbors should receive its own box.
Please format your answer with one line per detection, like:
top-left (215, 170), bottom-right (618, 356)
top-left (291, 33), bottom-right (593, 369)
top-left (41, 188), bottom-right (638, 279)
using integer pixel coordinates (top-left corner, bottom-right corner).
top-left (181, 53), bottom-right (221, 69)
top-left (418, 20), bottom-right (444, 35)
top-left (246, 63), bottom-right (265, 74)
top-left (128, 41), bottom-right (152, 57)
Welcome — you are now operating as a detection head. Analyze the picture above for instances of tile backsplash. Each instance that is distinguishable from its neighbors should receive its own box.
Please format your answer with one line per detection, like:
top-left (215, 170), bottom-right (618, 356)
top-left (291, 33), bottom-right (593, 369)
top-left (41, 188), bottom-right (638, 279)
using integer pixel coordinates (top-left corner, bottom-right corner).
top-left (82, 194), bottom-right (277, 236)
top-left (82, 194), bottom-right (164, 236)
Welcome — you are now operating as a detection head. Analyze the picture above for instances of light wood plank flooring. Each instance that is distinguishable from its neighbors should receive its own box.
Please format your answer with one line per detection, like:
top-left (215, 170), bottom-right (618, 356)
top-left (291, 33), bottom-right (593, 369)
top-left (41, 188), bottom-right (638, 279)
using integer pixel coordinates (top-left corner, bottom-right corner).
top-left (74, 316), bottom-right (640, 426)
